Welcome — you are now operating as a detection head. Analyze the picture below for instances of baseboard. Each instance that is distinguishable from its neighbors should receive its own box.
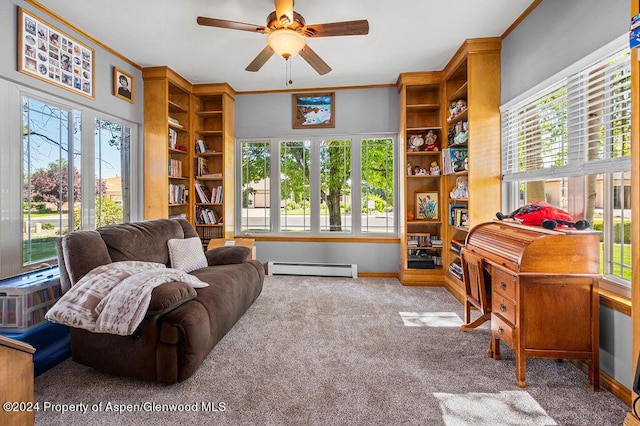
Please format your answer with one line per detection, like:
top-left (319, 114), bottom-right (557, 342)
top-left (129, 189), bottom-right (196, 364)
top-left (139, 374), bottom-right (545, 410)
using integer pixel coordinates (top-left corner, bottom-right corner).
top-left (358, 272), bottom-right (398, 278)
top-left (574, 359), bottom-right (631, 406)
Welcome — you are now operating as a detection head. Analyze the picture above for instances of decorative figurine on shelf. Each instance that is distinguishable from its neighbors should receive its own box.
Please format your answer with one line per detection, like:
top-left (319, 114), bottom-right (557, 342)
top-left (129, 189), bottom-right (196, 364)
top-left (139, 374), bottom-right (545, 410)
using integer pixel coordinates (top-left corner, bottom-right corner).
top-left (414, 165), bottom-right (422, 175)
top-left (407, 161), bottom-right (413, 176)
top-left (429, 161), bottom-right (440, 175)
top-left (453, 121), bottom-right (469, 144)
top-left (463, 157), bottom-right (468, 171)
top-left (408, 134), bottom-right (424, 152)
top-left (424, 130), bottom-right (439, 151)
top-left (407, 211), bottom-right (415, 221)
top-left (447, 99), bottom-right (467, 122)
top-left (450, 175), bottom-right (468, 199)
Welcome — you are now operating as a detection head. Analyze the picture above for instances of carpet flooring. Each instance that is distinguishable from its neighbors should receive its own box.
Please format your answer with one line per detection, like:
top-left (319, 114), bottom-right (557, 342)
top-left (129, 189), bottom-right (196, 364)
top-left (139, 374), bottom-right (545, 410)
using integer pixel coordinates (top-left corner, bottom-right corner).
top-left (34, 276), bottom-right (629, 425)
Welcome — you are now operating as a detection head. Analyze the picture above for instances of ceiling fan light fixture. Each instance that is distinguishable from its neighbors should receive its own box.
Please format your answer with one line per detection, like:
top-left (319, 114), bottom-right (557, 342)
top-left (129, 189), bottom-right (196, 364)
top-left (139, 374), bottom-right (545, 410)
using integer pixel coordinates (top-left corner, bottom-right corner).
top-left (268, 29), bottom-right (305, 59)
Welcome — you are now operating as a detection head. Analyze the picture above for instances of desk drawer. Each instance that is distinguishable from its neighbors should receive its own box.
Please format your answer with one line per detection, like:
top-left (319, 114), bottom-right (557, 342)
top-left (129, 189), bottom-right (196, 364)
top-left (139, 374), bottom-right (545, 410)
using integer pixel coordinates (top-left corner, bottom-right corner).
top-left (493, 268), bottom-right (516, 301)
top-left (492, 313), bottom-right (514, 348)
top-left (493, 294), bottom-right (516, 325)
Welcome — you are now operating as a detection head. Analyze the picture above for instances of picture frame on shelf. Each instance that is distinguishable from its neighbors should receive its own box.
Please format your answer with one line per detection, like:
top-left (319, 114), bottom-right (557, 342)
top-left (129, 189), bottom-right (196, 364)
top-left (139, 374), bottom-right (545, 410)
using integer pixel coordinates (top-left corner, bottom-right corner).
top-left (292, 92), bottom-right (335, 129)
top-left (113, 67), bottom-right (135, 103)
top-left (17, 7), bottom-right (95, 99)
top-left (416, 192), bottom-right (439, 220)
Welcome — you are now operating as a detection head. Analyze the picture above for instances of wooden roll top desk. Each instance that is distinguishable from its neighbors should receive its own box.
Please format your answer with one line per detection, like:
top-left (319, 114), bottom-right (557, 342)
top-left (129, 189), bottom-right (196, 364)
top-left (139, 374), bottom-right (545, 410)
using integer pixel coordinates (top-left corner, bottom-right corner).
top-left (463, 220), bottom-right (601, 390)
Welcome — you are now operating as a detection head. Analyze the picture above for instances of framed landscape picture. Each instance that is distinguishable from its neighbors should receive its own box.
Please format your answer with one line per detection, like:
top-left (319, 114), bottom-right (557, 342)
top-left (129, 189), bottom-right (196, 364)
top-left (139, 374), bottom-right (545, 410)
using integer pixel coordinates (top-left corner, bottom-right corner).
top-left (17, 7), bottom-right (95, 99)
top-left (416, 192), bottom-right (439, 220)
top-left (292, 92), bottom-right (335, 129)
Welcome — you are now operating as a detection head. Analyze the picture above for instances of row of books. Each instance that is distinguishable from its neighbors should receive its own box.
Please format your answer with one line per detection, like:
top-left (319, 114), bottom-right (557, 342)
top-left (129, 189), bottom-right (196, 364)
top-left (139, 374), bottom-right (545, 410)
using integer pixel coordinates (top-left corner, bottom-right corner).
top-left (168, 184), bottom-right (187, 205)
top-left (168, 128), bottom-right (178, 149)
top-left (449, 205), bottom-right (469, 228)
top-left (168, 159), bottom-right (183, 178)
top-left (441, 147), bottom-right (468, 175)
top-left (407, 234), bottom-right (443, 248)
top-left (194, 183), bottom-right (223, 204)
top-left (195, 205), bottom-right (222, 225)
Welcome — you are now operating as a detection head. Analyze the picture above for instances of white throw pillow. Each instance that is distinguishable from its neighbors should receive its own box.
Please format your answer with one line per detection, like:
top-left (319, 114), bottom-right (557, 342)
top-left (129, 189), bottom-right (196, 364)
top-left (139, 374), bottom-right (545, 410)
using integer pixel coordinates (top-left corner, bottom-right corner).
top-left (167, 237), bottom-right (207, 273)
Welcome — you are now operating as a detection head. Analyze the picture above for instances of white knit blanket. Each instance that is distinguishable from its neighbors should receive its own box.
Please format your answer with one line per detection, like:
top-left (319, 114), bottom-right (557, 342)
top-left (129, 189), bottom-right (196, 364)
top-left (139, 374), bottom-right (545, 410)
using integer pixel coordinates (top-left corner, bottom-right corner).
top-left (46, 261), bottom-right (208, 336)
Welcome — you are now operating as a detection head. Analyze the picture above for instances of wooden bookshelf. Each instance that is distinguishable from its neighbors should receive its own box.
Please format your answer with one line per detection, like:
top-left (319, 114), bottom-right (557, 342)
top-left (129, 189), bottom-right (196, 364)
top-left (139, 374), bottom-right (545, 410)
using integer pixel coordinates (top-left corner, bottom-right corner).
top-left (397, 72), bottom-right (445, 285)
top-left (441, 38), bottom-right (503, 302)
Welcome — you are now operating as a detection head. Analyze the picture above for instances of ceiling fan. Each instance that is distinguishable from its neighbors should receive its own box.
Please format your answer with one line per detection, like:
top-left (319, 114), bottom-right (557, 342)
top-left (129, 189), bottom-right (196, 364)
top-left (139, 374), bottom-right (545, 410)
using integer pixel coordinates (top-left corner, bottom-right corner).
top-left (197, 0), bottom-right (369, 75)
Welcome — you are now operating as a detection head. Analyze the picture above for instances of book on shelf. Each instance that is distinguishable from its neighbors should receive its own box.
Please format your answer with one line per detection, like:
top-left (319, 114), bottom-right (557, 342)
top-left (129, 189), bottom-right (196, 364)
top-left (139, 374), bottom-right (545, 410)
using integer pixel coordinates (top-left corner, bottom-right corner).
top-left (442, 147), bottom-right (468, 174)
top-left (407, 234), bottom-right (432, 248)
top-left (450, 239), bottom-right (465, 255)
top-left (449, 205), bottom-right (468, 226)
top-left (194, 157), bottom-right (210, 176)
top-left (195, 139), bottom-right (215, 153)
top-left (194, 183), bottom-right (212, 203)
top-left (195, 206), bottom-right (223, 225)
top-left (168, 128), bottom-right (177, 149)
top-left (168, 158), bottom-right (183, 177)
top-left (169, 213), bottom-right (187, 220)
top-left (430, 236), bottom-right (443, 248)
top-left (448, 259), bottom-right (463, 280)
top-left (168, 184), bottom-right (188, 205)
top-left (168, 116), bottom-right (182, 127)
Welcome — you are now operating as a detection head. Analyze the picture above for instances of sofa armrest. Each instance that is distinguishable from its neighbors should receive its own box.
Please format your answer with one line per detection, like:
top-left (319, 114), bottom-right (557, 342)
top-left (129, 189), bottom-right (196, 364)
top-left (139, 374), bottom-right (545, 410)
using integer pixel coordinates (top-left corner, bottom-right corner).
top-left (205, 246), bottom-right (250, 266)
top-left (147, 282), bottom-right (198, 316)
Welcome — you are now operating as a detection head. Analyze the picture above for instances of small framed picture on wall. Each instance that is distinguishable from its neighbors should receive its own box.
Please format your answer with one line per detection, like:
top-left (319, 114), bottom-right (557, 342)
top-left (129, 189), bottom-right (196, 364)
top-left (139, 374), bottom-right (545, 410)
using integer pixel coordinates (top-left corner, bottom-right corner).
top-left (292, 92), bottom-right (335, 129)
top-left (113, 67), bottom-right (134, 103)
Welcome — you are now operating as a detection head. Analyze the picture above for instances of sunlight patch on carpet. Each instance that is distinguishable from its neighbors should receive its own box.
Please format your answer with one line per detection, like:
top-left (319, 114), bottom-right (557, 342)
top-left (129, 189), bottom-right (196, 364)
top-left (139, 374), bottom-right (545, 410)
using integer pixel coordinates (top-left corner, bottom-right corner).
top-left (399, 311), bottom-right (464, 327)
top-left (434, 390), bottom-right (557, 426)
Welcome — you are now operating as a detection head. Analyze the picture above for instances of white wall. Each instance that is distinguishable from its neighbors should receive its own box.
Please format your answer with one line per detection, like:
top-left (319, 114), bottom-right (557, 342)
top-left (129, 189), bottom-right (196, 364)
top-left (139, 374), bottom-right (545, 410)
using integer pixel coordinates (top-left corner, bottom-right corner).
top-left (501, 0), bottom-right (632, 389)
top-left (235, 87), bottom-right (401, 273)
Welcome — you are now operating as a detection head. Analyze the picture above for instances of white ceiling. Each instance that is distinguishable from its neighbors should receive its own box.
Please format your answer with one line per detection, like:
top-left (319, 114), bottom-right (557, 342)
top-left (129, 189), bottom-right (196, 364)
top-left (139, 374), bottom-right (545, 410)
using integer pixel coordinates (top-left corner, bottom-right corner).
top-left (35, 0), bottom-right (535, 93)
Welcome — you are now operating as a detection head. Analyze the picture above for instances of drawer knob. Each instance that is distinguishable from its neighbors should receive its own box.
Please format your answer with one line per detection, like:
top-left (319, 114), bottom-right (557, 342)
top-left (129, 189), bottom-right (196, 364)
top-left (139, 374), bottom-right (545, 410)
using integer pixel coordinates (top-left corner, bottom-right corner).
top-left (498, 326), bottom-right (504, 335)
top-left (500, 304), bottom-right (507, 313)
top-left (500, 282), bottom-right (507, 291)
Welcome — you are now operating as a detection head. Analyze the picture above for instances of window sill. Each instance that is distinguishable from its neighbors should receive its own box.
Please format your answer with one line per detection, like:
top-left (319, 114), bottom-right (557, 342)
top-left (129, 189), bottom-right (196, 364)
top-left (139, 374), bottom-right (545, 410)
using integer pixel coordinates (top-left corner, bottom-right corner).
top-left (599, 277), bottom-right (631, 316)
top-left (240, 235), bottom-right (400, 244)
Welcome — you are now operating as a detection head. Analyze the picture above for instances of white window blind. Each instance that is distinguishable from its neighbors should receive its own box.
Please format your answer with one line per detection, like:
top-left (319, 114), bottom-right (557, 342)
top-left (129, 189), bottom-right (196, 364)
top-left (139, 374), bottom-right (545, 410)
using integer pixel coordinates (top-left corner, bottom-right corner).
top-left (502, 48), bottom-right (631, 181)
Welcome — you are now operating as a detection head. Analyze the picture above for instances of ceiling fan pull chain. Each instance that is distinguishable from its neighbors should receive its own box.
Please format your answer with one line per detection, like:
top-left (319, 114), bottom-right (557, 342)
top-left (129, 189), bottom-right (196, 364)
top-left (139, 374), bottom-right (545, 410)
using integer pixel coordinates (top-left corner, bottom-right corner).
top-left (286, 57), bottom-right (293, 86)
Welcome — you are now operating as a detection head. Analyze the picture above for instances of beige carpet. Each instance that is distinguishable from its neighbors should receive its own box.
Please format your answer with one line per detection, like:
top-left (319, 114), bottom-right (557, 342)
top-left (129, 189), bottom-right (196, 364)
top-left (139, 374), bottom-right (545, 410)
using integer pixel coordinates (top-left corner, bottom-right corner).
top-left (34, 276), bottom-right (629, 425)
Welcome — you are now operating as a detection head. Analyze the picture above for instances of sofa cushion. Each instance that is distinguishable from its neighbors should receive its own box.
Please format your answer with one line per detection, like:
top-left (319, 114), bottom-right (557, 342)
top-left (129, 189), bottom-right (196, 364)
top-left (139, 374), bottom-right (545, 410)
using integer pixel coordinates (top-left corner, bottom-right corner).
top-left (99, 219), bottom-right (185, 265)
top-left (147, 282), bottom-right (198, 316)
top-left (168, 237), bottom-right (207, 272)
top-left (205, 246), bottom-right (250, 266)
top-left (59, 231), bottom-right (112, 287)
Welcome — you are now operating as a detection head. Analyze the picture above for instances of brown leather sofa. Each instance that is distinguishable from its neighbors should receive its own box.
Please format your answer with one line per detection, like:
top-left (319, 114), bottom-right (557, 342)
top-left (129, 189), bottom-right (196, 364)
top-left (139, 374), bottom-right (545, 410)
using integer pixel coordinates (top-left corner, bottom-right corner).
top-left (55, 218), bottom-right (264, 383)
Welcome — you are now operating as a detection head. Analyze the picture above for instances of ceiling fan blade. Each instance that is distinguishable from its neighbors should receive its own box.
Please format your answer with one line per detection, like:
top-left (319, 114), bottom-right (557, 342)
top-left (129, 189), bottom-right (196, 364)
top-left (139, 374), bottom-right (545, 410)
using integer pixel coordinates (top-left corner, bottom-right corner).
top-left (303, 20), bottom-right (369, 37)
top-left (274, 0), bottom-right (294, 25)
top-left (299, 45), bottom-right (331, 75)
top-left (245, 45), bottom-right (275, 72)
top-left (197, 16), bottom-right (266, 33)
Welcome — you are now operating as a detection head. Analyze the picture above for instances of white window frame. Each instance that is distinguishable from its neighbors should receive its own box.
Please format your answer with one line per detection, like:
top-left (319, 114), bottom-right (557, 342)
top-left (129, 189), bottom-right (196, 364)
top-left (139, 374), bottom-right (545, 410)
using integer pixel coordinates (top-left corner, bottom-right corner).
top-left (236, 133), bottom-right (397, 237)
top-left (500, 34), bottom-right (631, 288)
top-left (0, 80), bottom-right (140, 278)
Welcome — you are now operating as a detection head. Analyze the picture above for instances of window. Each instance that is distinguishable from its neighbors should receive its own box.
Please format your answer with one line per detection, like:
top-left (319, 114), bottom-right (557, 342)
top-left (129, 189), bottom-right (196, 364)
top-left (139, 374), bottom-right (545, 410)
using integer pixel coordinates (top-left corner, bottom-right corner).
top-left (238, 134), bottom-right (396, 236)
top-left (22, 97), bottom-right (79, 265)
top-left (1, 88), bottom-right (138, 278)
top-left (94, 118), bottom-right (132, 227)
top-left (501, 41), bottom-right (631, 287)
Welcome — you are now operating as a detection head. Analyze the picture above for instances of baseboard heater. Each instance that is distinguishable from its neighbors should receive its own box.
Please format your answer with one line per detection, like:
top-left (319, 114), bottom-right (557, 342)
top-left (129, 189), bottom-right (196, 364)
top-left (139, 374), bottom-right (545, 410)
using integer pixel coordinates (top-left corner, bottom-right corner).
top-left (267, 261), bottom-right (358, 278)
